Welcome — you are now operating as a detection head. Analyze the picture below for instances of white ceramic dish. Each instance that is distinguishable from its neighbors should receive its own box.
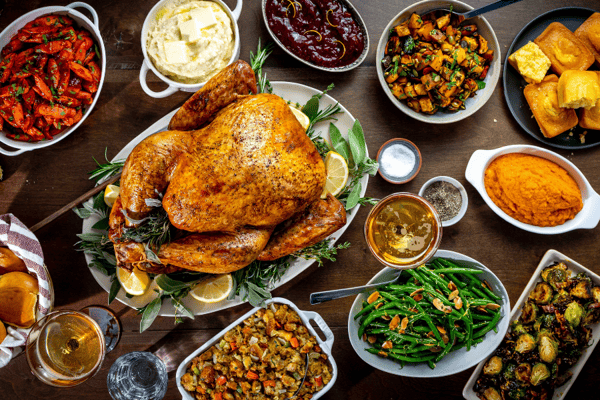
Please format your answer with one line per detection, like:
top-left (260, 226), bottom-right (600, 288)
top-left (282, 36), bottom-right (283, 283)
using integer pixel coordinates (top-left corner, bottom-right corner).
top-left (176, 297), bottom-right (338, 400)
top-left (139, 0), bottom-right (242, 98)
top-left (261, 0), bottom-right (369, 72)
top-left (0, 2), bottom-right (106, 156)
top-left (419, 176), bottom-right (469, 227)
top-left (463, 249), bottom-right (600, 400)
top-left (376, 0), bottom-right (501, 124)
top-left (82, 81), bottom-right (369, 316)
top-left (465, 144), bottom-right (600, 234)
top-left (348, 249), bottom-right (510, 378)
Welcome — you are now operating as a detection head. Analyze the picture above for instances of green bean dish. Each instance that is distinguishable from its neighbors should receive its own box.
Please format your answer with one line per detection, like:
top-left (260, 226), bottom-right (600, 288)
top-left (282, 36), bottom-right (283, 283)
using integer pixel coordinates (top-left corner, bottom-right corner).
top-left (355, 257), bottom-right (503, 369)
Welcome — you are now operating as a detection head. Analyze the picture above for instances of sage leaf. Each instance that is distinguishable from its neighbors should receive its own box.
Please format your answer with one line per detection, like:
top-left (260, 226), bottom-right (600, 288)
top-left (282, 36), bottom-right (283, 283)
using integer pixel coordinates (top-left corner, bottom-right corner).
top-left (73, 207), bottom-right (92, 219)
top-left (144, 245), bottom-right (162, 264)
top-left (145, 198), bottom-right (162, 208)
top-left (140, 297), bottom-right (162, 333)
top-left (171, 297), bottom-right (194, 320)
top-left (246, 282), bottom-right (271, 307)
top-left (102, 251), bottom-right (117, 266)
top-left (329, 123), bottom-right (350, 162)
top-left (76, 232), bottom-right (106, 242)
top-left (156, 274), bottom-right (195, 294)
top-left (348, 120), bottom-right (366, 166)
top-left (302, 97), bottom-right (319, 121)
top-left (92, 217), bottom-right (110, 231)
top-left (345, 182), bottom-right (362, 210)
top-left (93, 191), bottom-right (107, 211)
top-left (108, 277), bottom-right (121, 305)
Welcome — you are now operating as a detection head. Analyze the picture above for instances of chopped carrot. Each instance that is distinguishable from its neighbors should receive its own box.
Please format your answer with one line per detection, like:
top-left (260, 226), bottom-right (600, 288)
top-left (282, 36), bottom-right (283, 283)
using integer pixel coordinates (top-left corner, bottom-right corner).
top-left (216, 375), bottom-right (227, 386)
top-left (214, 393), bottom-right (223, 400)
top-left (290, 337), bottom-right (299, 348)
top-left (315, 376), bottom-right (323, 387)
top-left (263, 380), bottom-right (276, 387)
top-left (246, 371), bottom-right (259, 380)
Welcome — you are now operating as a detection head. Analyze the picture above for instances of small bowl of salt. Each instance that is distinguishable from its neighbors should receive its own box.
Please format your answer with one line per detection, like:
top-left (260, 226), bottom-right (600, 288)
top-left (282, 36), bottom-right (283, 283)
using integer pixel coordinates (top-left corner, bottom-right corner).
top-left (376, 138), bottom-right (422, 184)
top-left (419, 176), bottom-right (468, 227)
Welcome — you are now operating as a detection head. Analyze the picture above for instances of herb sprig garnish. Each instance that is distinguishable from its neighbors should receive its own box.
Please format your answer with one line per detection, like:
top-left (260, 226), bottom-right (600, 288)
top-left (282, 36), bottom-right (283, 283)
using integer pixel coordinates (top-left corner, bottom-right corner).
top-left (89, 148), bottom-right (124, 183)
top-left (250, 38), bottom-right (274, 94)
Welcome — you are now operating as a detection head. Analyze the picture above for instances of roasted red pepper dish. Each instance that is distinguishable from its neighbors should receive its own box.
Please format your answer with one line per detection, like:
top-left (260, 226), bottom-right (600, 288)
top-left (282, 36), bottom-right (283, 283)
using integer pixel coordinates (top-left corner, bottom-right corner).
top-left (0, 14), bottom-right (101, 142)
top-left (181, 303), bottom-right (332, 400)
top-left (381, 11), bottom-right (493, 114)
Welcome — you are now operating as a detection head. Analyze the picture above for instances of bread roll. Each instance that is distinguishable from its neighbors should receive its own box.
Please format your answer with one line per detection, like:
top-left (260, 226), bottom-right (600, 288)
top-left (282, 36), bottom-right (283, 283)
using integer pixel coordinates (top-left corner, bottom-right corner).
top-left (579, 71), bottom-right (600, 130)
top-left (575, 12), bottom-right (600, 66)
top-left (508, 41), bottom-right (551, 84)
top-left (0, 247), bottom-right (27, 275)
top-left (524, 75), bottom-right (578, 138)
top-left (0, 271), bottom-right (39, 328)
top-left (557, 70), bottom-right (600, 109)
top-left (534, 22), bottom-right (594, 75)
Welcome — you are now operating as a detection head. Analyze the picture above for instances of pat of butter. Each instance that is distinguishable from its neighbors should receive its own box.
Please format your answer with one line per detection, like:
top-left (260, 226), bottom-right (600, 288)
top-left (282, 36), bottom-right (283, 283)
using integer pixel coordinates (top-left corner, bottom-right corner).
top-left (179, 18), bottom-right (202, 42)
top-left (164, 41), bottom-right (189, 64)
top-left (189, 7), bottom-right (217, 30)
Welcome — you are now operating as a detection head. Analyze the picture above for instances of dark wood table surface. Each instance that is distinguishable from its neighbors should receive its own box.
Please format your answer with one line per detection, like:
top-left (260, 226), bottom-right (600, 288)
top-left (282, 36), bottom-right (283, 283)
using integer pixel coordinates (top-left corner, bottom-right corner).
top-left (1, 0), bottom-right (599, 398)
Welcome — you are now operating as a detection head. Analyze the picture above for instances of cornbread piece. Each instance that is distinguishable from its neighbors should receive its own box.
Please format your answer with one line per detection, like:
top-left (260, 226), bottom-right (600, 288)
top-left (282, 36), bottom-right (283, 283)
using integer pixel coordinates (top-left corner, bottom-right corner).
top-left (579, 71), bottom-right (600, 130)
top-left (524, 75), bottom-right (578, 138)
top-left (534, 22), bottom-right (594, 75)
top-left (575, 12), bottom-right (600, 66)
top-left (508, 41), bottom-right (551, 83)
top-left (557, 70), bottom-right (600, 109)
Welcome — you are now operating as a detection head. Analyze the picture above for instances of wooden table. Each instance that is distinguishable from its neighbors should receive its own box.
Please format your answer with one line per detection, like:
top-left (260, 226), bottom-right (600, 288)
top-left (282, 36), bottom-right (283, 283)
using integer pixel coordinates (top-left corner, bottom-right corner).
top-left (0, 0), bottom-right (599, 398)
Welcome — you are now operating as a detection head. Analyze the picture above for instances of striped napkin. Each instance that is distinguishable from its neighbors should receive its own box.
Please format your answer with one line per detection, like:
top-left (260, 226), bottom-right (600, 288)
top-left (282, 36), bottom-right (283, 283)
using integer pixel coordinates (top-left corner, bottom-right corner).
top-left (0, 214), bottom-right (52, 368)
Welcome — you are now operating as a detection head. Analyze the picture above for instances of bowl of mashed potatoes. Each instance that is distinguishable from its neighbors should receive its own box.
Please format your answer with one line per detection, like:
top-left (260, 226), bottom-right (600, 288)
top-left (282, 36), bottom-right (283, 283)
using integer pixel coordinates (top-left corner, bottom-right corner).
top-left (140, 0), bottom-right (242, 97)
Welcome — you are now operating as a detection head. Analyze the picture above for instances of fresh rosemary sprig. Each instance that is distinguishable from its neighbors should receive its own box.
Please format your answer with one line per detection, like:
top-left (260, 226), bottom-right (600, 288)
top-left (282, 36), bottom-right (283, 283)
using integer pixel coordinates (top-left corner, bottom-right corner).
top-left (89, 148), bottom-right (125, 184)
top-left (293, 239), bottom-right (350, 267)
top-left (250, 38), bottom-right (274, 94)
top-left (119, 204), bottom-right (174, 254)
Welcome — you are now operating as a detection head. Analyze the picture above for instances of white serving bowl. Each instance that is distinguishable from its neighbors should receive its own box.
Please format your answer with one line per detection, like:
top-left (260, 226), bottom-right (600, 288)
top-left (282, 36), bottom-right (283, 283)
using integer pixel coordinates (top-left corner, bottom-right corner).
top-left (0, 2), bottom-right (106, 156)
top-left (463, 249), bottom-right (600, 400)
top-left (176, 297), bottom-right (338, 399)
top-left (419, 176), bottom-right (469, 227)
top-left (140, 0), bottom-right (242, 98)
top-left (376, 0), bottom-right (501, 124)
top-left (465, 145), bottom-right (600, 234)
top-left (348, 249), bottom-right (510, 378)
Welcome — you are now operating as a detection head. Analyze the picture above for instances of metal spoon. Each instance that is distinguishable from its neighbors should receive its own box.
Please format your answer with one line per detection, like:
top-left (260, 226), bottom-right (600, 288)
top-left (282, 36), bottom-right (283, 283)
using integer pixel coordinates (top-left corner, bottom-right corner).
top-left (287, 353), bottom-right (309, 399)
top-left (310, 269), bottom-right (402, 305)
top-left (423, 0), bottom-right (525, 23)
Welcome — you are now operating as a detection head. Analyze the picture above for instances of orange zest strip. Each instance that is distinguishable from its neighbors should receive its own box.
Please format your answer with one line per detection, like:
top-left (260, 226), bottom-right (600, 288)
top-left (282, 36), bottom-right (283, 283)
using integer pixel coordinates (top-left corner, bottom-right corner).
top-left (285, 0), bottom-right (297, 18)
top-left (304, 30), bottom-right (323, 41)
top-left (334, 39), bottom-right (346, 59)
top-left (326, 10), bottom-right (338, 27)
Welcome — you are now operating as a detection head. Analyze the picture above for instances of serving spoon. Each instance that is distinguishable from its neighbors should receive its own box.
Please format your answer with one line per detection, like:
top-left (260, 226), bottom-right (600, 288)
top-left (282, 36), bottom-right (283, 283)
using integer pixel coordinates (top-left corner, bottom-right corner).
top-left (423, 0), bottom-right (525, 23)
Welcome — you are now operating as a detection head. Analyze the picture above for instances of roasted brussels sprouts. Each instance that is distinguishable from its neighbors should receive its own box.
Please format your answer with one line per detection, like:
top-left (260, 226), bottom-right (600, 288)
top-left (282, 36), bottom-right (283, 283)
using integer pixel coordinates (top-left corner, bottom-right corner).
top-left (503, 363), bottom-right (517, 381)
top-left (541, 263), bottom-right (570, 290)
top-left (534, 314), bottom-right (555, 333)
top-left (538, 330), bottom-right (558, 363)
top-left (515, 363), bottom-right (531, 383)
top-left (570, 274), bottom-right (592, 299)
top-left (510, 321), bottom-right (528, 335)
top-left (529, 282), bottom-right (553, 304)
top-left (507, 383), bottom-right (527, 399)
top-left (564, 301), bottom-right (584, 328)
top-left (515, 333), bottom-right (536, 353)
top-left (520, 301), bottom-right (538, 324)
top-left (551, 290), bottom-right (572, 306)
top-left (530, 363), bottom-right (550, 386)
top-left (482, 387), bottom-right (502, 400)
top-left (483, 356), bottom-right (503, 375)
top-left (591, 286), bottom-right (600, 303)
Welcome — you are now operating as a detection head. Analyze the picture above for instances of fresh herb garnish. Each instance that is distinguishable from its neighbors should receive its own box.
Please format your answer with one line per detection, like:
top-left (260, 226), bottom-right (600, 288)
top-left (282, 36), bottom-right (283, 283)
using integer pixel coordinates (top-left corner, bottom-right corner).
top-left (476, 80), bottom-right (486, 90)
top-left (250, 38), bottom-right (274, 94)
top-left (89, 148), bottom-right (125, 183)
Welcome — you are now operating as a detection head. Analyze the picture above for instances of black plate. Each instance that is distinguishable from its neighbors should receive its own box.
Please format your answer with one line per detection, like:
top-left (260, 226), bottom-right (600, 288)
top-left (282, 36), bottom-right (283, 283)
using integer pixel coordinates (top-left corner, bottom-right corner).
top-left (503, 7), bottom-right (599, 150)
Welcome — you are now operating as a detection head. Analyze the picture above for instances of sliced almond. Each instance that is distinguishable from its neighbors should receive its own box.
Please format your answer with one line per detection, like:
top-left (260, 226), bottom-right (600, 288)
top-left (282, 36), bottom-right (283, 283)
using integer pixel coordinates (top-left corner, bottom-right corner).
top-left (401, 317), bottom-right (409, 331)
top-left (433, 298), bottom-right (446, 312)
top-left (389, 315), bottom-right (400, 330)
top-left (448, 289), bottom-right (459, 301)
top-left (424, 343), bottom-right (436, 347)
top-left (427, 331), bottom-right (435, 338)
top-left (477, 306), bottom-right (488, 313)
top-left (436, 289), bottom-right (444, 296)
top-left (378, 351), bottom-right (388, 357)
top-left (410, 288), bottom-right (424, 296)
top-left (368, 336), bottom-right (377, 344)
top-left (482, 280), bottom-right (492, 291)
top-left (448, 281), bottom-right (457, 291)
top-left (367, 291), bottom-right (380, 304)
top-left (486, 303), bottom-right (501, 310)
top-left (429, 346), bottom-right (443, 353)
top-left (381, 315), bottom-right (391, 321)
top-left (454, 296), bottom-right (463, 310)
top-left (362, 333), bottom-right (367, 342)
top-left (441, 334), bottom-right (449, 345)
top-left (375, 302), bottom-right (384, 310)
top-left (413, 294), bottom-right (423, 302)
top-left (436, 326), bottom-right (446, 334)
top-left (382, 340), bottom-right (393, 349)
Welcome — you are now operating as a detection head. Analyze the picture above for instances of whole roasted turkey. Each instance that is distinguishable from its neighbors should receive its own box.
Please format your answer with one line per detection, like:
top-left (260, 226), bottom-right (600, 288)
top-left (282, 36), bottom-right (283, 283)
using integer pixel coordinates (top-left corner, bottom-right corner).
top-left (109, 61), bottom-right (346, 274)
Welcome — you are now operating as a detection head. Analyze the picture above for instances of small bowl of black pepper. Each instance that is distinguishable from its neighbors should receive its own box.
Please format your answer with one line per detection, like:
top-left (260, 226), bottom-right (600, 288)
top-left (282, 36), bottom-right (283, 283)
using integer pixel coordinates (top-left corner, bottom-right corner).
top-left (419, 176), bottom-right (468, 227)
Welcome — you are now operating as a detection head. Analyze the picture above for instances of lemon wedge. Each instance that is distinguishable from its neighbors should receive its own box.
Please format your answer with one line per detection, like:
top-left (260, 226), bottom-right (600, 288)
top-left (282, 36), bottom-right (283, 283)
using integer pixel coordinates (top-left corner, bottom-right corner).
top-left (289, 105), bottom-right (310, 131)
top-left (104, 184), bottom-right (121, 207)
top-left (116, 266), bottom-right (150, 296)
top-left (190, 274), bottom-right (233, 303)
top-left (321, 151), bottom-right (349, 198)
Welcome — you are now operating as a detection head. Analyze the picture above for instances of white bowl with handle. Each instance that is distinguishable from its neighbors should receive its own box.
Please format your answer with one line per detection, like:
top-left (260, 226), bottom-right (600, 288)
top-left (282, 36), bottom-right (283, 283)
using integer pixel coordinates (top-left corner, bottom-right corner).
top-left (465, 145), bottom-right (600, 234)
top-left (140, 0), bottom-right (242, 98)
top-left (0, 2), bottom-right (106, 156)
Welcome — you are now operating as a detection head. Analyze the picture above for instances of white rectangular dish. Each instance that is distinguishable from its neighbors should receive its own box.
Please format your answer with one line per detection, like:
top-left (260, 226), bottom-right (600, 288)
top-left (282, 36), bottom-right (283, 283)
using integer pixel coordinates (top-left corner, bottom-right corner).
top-left (463, 249), bottom-right (600, 400)
top-left (465, 145), bottom-right (600, 234)
top-left (176, 297), bottom-right (338, 399)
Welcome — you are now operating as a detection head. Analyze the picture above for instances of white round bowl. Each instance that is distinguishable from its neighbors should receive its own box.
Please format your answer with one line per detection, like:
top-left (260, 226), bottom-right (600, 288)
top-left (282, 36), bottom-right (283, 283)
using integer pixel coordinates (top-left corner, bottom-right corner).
top-left (375, 0), bottom-right (501, 124)
top-left (419, 176), bottom-right (468, 227)
top-left (0, 2), bottom-right (106, 156)
top-left (348, 249), bottom-right (510, 378)
top-left (139, 0), bottom-right (242, 98)
top-left (465, 145), bottom-right (600, 234)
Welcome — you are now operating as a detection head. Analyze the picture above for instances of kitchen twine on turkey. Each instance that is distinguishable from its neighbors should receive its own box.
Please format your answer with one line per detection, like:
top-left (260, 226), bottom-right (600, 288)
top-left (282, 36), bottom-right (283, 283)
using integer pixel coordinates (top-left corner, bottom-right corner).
top-left (0, 214), bottom-right (52, 368)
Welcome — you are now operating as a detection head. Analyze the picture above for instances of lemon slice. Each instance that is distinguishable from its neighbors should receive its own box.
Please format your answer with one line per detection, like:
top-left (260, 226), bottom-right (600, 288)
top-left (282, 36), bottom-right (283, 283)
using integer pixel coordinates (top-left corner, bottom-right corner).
top-left (104, 184), bottom-right (121, 207)
top-left (190, 274), bottom-right (233, 303)
top-left (321, 151), bottom-right (349, 198)
top-left (116, 266), bottom-right (150, 296)
top-left (289, 105), bottom-right (310, 131)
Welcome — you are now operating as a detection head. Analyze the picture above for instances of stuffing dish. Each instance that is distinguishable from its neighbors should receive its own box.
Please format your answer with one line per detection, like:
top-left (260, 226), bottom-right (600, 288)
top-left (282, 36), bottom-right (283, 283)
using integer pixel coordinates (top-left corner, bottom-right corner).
top-left (381, 11), bottom-right (493, 114)
top-left (473, 262), bottom-right (600, 400)
top-left (181, 303), bottom-right (332, 400)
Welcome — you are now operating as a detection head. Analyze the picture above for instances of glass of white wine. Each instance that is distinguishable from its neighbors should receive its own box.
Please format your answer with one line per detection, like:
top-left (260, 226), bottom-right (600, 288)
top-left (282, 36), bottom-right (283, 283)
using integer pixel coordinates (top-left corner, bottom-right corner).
top-left (26, 310), bottom-right (106, 387)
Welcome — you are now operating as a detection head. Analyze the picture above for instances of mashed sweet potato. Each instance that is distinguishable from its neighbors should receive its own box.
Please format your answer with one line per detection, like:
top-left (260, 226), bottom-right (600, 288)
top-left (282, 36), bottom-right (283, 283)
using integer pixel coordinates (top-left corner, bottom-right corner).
top-left (484, 154), bottom-right (582, 227)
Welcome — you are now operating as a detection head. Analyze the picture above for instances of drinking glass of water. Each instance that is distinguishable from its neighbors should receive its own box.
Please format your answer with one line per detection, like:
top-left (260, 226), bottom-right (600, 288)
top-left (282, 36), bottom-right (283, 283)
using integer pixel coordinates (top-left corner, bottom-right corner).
top-left (107, 351), bottom-right (168, 400)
